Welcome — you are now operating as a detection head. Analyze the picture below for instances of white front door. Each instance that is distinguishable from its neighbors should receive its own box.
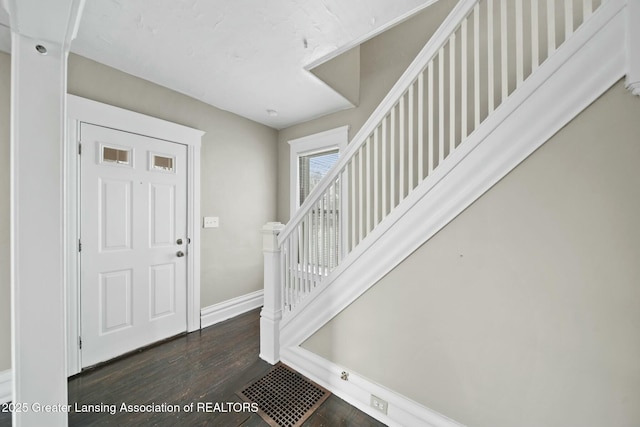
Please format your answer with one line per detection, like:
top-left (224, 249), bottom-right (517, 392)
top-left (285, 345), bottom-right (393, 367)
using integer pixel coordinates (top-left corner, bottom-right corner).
top-left (80, 123), bottom-right (188, 367)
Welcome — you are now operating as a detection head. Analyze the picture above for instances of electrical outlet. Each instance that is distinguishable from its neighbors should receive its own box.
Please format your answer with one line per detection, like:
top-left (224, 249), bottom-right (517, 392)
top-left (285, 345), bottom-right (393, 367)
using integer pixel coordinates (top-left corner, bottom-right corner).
top-left (203, 216), bottom-right (219, 228)
top-left (370, 395), bottom-right (388, 415)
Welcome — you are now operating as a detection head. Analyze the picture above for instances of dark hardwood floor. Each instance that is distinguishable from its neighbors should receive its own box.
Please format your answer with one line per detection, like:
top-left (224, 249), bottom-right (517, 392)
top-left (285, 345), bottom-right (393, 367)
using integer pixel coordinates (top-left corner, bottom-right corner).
top-left (0, 309), bottom-right (386, 426)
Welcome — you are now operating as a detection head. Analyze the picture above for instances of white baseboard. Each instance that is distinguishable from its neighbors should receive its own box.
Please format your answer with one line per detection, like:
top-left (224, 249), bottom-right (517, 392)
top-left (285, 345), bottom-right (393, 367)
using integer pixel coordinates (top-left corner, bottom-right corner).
top-left (0, 369), bottom-right (12, 404)
top-left (281, 346), bottom-right (464, 427)
top-left (200, 290), bottom-right (264, 329)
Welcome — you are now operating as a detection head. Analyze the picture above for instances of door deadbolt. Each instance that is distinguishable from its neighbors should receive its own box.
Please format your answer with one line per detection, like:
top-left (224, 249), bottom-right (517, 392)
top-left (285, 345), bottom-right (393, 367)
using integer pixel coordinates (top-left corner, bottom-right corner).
top-left (176, 238), bottom-right (183, 245)
top-left (176, 251), bottom-right (185, 258)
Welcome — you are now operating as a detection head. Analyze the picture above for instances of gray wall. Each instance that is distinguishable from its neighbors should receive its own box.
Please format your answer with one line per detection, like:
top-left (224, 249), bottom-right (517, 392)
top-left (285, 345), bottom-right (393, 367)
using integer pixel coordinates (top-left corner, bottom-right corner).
top-left (0, 52), bottom-right (10, 372)
top-left (277, 0), bottom-right (457, 223)
top-left (67, 54), bottom-right (279, 307)
top-left (310, 46), bottom-right (361, 107)
top-left (303, 80), bottom-right (640, 427)
top-left (0, 52), bottom-right (279, 373)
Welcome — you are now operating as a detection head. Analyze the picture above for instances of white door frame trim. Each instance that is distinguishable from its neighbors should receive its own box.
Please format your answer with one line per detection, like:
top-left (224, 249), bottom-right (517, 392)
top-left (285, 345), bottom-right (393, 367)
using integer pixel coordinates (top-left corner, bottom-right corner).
top-left (65, 95), bottom-right (204, 375)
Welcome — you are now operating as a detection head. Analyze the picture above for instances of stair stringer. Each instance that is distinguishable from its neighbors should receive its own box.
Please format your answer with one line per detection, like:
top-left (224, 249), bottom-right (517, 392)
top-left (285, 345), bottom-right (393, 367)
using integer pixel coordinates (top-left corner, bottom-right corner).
top-left (280, 0), bottom-right (628, 350)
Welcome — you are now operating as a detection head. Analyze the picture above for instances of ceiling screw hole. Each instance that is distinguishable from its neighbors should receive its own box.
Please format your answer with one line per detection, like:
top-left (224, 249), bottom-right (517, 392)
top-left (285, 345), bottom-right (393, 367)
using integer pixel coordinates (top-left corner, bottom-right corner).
top-left (35, 45), bottom-right (48, 55)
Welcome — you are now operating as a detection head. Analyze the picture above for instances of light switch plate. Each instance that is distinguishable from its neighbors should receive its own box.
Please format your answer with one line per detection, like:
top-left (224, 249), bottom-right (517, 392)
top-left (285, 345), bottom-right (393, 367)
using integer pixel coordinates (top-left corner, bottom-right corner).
top-left (203, 216), bottom-right (219, 228)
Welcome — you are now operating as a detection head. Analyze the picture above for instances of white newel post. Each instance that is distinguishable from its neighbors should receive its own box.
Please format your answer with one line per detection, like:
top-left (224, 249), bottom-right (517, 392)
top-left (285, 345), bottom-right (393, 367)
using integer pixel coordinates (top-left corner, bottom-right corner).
top-left (260, 222), bottom-right (285, 364)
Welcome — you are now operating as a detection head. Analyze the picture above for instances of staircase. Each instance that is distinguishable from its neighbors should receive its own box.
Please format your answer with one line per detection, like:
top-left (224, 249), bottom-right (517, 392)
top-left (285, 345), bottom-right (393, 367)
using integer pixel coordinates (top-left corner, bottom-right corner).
top-left (261, 0), bottom-right (635, 421)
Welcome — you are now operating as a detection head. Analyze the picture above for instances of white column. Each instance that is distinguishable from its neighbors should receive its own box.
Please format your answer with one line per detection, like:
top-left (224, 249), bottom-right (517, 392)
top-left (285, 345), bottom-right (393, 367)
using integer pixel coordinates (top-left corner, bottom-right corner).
top-left (7, 1), bottom-right (85, 425)
top-left (627, 0), bottom-right (640, 95)
top-left (259, 222), bottom-right (284, 364)
top-left (11, 35), bottom-right (69, 427)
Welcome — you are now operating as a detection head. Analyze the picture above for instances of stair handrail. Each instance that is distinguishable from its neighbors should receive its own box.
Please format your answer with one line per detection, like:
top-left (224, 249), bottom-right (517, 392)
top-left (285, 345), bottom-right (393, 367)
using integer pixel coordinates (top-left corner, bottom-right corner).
top-left (278, 0), bottom-right (479, 245)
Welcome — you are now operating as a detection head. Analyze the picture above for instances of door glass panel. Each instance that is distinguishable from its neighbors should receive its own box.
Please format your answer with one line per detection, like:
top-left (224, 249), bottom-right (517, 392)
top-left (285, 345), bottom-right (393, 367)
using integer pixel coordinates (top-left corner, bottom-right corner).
top-left (152, 155), bottom-right (174, 172)
top-left (102, 146), bottom-right (131, 165)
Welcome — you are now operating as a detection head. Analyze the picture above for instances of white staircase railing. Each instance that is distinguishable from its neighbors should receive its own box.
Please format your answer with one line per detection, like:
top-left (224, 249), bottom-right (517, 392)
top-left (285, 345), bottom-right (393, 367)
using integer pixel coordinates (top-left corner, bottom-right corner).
top-left (261, 0), bottom-right (607, 361)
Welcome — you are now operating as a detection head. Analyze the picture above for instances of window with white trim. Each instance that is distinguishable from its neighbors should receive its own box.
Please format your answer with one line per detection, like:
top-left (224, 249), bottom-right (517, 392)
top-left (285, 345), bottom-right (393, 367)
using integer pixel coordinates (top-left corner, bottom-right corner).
top-left (298, 148), bottom-right (339, 206)
top-left (289, 126), bottom-right (348, 216)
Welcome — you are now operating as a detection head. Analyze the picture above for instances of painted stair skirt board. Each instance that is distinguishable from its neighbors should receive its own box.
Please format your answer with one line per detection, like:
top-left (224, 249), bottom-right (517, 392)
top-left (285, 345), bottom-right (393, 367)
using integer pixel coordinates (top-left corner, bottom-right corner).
top-left (279, 0), bottom-right (628, 348)
top-left (281, 347), bottom-right (464, 427)
top-left (200, 290), bottom-right (264, 329)
top-left (0, 370), bottom-right (11, 404)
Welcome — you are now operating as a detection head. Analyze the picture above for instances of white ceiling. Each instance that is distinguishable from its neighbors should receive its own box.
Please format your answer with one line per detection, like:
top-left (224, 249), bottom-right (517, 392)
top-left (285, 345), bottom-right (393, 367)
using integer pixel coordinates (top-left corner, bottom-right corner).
top-left (1, 0), bottom-right (439, 129)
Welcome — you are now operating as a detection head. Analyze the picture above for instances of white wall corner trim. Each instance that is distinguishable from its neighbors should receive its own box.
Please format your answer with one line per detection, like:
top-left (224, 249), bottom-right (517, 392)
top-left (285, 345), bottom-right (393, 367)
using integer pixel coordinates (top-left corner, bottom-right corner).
top-left (0, 370), bottom-right (12, 404)
top-left (201, 290), bottom-right (264, 329)
top-left (280, 0), bottom-right (627, 347)
top-left (281, 347), bottom-right (465, 427)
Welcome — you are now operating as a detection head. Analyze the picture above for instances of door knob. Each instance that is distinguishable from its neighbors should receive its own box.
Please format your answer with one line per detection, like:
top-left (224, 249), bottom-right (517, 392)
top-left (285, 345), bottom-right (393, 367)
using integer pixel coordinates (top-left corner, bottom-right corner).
top-left (176, 238), bottom-right (183, 245)
top-left (176, 251), bottom-right (185, 258)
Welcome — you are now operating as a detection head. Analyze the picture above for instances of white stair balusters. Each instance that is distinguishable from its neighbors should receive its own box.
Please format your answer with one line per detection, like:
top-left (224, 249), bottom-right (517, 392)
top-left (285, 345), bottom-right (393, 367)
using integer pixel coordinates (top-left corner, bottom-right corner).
top-left (266, 0), bottom-right (607, 331)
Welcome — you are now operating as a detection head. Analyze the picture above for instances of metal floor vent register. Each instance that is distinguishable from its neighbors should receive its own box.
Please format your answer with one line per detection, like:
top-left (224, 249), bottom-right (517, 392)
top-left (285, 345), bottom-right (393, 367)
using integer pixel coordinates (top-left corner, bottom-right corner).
top-left (238, 363), bottom-right (330, 427)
